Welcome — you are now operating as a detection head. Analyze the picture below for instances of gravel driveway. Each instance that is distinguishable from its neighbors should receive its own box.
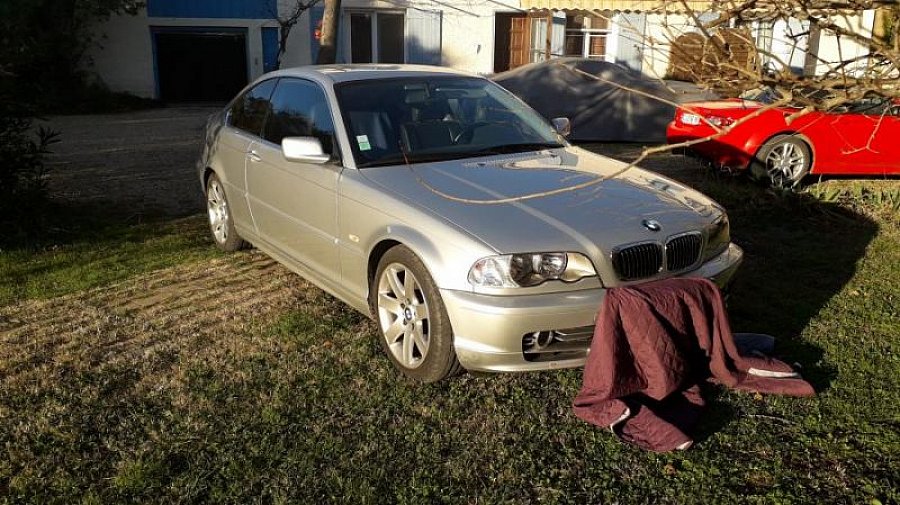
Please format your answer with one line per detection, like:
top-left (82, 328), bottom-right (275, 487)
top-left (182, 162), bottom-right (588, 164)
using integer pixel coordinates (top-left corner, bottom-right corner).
top-left (43, 106), bottom-right (705, 223)
top-left (45, 106), bottom-right (219, 219)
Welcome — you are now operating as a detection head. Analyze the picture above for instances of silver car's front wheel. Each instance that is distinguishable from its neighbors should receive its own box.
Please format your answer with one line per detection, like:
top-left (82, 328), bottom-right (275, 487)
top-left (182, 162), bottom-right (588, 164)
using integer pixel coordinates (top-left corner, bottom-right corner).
top-left (372, 246), bottom-right (461, 382)
top-left (377, 263), bottom-right (430, 369)
top-left (206, 173), bottom-right (245, 252)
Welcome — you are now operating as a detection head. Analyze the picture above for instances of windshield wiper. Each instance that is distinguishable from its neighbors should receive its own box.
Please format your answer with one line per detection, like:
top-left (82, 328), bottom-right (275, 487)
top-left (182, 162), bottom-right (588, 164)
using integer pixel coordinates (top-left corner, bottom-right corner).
top-left (358, 151), bottom-right (475, 168)
top-left (469, 142), bottom-right (564, 155)
top-left (357, 142), bottom-right (564, 168)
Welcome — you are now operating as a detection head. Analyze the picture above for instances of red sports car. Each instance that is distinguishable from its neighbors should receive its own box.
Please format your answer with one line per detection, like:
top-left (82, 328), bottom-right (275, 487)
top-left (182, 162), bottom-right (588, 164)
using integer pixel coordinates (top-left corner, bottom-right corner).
top-left (666, 92), bottom-right (900, 188)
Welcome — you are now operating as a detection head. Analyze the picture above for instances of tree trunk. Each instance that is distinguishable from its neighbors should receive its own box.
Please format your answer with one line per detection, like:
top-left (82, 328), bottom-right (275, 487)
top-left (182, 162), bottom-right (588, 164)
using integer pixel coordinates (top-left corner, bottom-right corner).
top-left (316, 0), bottom-right (342, 64)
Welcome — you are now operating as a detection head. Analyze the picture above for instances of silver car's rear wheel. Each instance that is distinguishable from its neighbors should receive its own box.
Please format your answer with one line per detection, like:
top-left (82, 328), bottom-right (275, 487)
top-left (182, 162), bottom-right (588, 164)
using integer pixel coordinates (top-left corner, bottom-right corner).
top-left (751, 135), bottom-right (811, 189)
top-left (372, 246), bottom-right (461, 382)
top-left (206, 173), bottom-right (246, 252)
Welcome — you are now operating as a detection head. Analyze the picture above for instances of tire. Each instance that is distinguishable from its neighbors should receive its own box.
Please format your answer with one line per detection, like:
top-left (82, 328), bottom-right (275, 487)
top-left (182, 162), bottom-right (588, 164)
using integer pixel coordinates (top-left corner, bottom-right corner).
top-left (750, 135), bottom-right (812, 189)
top-left (205, 173), bottom-right (246, 252)
top-left (372, 245), bottom-right (462, 382)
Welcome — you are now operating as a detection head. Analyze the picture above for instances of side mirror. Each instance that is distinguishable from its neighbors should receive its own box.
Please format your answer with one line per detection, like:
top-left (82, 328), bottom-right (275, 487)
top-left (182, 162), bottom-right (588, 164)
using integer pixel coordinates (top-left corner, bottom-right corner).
top-left (282, 137), bottom-right (330, 164)
top-left (551, 117), bottom-right (571, 138)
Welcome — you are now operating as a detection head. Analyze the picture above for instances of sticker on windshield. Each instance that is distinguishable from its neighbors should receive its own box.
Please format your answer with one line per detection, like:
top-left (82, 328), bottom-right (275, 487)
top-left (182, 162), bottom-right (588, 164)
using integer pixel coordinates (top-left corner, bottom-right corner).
top-left (356, 135), bottom-right (371, 151)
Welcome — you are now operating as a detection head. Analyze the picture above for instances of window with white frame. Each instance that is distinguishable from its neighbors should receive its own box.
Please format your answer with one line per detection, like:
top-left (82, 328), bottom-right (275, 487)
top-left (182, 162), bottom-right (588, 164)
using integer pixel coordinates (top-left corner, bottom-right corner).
top-left (530, 17), bottom-right (549, 63)
top-left (346, 11), bottom-right (405, 64)
top-left (564, 14), bottom-right (609, 59)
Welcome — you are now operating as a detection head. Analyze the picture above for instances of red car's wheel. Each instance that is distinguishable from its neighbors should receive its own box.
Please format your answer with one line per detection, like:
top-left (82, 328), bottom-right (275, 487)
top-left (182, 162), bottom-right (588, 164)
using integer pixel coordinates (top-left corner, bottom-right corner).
top-left (751, 135), bottom-right (812, 189)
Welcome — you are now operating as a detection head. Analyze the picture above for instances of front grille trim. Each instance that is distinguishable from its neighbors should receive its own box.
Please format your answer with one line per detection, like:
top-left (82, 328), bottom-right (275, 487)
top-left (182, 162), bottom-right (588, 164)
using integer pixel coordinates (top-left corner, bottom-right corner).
top-left (611, 231), bottom-right (706, 282)
top-left (611, 241), bottom-right (663, 281)
top-left (665, 231), bottom-right (703, 272)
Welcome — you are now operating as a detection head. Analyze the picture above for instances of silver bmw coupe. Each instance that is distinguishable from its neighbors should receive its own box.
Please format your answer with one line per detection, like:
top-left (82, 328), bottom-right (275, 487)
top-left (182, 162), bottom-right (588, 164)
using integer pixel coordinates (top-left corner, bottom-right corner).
top-left (198, 65), bottom-right (743, 382)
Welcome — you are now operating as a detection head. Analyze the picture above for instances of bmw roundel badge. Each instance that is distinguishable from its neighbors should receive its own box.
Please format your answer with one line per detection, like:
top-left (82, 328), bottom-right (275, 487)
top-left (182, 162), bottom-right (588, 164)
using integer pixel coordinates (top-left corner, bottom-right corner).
top-left (642, 219), bottom-right (662, 232)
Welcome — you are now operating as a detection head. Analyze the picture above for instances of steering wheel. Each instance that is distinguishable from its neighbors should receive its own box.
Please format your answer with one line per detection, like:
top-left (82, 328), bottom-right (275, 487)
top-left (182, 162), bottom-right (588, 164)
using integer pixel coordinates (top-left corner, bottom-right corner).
top-left (454, 122), bottom-right (490, 144)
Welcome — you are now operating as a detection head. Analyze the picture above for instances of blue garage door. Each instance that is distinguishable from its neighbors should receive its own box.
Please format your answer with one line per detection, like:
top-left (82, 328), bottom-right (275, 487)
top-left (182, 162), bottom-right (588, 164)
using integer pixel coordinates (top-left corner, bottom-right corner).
top-left (262, 27), bottom-right (279, 72)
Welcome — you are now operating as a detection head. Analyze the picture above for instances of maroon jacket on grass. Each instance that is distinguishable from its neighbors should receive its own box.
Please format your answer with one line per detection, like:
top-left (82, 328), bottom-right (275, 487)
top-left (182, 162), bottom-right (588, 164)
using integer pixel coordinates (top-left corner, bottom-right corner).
top-left (573, 277), bottom-right (814, 452)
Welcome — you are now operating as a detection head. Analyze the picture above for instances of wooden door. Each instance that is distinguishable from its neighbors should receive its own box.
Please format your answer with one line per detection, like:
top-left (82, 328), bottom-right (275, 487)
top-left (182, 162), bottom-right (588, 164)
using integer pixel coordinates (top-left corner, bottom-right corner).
top-left (509, 16), bottom-right (529, 69)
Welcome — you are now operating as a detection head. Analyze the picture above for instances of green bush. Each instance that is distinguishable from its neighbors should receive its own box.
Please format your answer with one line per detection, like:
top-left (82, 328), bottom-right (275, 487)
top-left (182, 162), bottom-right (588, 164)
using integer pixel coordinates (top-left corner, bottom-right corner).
top-left (0, 102), bottom-right (59, 240)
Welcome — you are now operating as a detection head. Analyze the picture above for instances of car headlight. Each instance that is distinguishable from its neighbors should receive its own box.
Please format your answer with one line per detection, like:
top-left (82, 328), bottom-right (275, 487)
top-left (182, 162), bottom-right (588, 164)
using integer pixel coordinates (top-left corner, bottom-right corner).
top-left (468, 252), bottom-right (597, 288)
top-left (703, 214), bottom-right (730, 261)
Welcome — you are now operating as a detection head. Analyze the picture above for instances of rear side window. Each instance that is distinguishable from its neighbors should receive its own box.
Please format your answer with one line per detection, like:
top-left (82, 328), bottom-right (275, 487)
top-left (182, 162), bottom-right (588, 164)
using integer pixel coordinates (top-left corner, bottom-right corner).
top-left (263, 78), bottom-right (336, 155)
top-left (229, 79), bottom-right (277, 136)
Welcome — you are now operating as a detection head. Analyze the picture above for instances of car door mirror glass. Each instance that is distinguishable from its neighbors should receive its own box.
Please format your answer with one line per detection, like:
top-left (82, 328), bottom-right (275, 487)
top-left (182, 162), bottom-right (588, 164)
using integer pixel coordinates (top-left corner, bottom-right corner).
top-left (282, 136), bottom-right (331, 164)
top-left (551, 117), bottom-right (571, 137)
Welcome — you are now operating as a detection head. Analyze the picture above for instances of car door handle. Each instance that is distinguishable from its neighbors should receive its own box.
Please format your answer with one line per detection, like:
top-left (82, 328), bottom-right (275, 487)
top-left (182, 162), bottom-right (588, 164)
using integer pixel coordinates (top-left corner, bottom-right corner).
top-left (247, 150), bottom-right (262, 163)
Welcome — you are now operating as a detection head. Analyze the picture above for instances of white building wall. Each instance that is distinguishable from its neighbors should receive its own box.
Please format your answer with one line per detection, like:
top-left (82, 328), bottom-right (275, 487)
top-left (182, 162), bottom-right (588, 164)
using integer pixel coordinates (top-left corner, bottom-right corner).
top-left (334, 0), bottom-right (508, 74)
top-left (441, 3), bottom-right (498, 73)
top-left (86, 5), bottom-right (301, 99)
top-left (86, 0), bottom-right (507, 99)
top-left (89, 1), bottom-right (879, 99)
top-left (639, 12), bottom-right (695, 79)
top-left (276, 0), bottom-right (314, 69)
top-left (87, 11), bottom-right (157, 98)
top-left (814, 9), bottom-right (876, 76)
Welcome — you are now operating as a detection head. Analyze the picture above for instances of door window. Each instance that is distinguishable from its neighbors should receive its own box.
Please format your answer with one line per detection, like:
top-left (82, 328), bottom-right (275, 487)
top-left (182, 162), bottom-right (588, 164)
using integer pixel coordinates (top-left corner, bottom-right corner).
top-left (348, 11), bottom-right (405, 64)
top-left (377, 14), bottom-right (404, 63)
top-left (530, 17), bottom-right (548, 63)
top-left (262, 79), bottom-right (336, 155)
top-left (229, 79), bottom-right (277, 136)
top-left (563, 14), bottom-right (609, 59)
top-left (350, 13), bottom-right (374, 63)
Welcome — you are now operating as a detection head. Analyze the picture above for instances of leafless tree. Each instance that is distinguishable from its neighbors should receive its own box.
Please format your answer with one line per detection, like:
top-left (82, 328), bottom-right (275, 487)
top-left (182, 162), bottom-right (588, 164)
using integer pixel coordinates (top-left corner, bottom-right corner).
top-left (665, 1), bottom-right (898, 106)
top-left (271, 0), bottom-right (321, 70)
top-left (415, 1), bottom-right (899, 202)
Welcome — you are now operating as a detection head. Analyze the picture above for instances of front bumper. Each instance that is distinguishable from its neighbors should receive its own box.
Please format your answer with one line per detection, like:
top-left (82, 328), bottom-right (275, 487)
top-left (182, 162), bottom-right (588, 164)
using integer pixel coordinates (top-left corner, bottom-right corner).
top-left (443, 243), bottom-right (744, 373)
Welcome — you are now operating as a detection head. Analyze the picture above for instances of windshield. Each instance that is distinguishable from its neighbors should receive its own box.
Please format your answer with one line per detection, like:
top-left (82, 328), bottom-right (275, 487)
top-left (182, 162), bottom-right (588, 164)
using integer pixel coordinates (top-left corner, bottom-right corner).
top-left (335, 76), bottom-right (564, 167)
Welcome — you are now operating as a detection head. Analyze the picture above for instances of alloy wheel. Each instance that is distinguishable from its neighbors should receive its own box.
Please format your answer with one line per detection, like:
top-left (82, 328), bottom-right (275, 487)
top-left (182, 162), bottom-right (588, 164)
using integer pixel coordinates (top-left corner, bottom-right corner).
top-left (376, 263), bottom-right (431, 369)
top-left (207, 179), bottom-right (229, 244)
top-left (765, 141), bottom-right (806, 185)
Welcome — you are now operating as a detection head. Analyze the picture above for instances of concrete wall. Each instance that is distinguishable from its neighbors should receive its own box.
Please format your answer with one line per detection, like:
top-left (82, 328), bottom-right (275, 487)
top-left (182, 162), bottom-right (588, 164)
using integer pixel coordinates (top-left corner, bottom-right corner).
top-left (86, 1), bottom-right (875, 98)
top-left (637, 10), bottom-right (877, 80)
top-left (87, 11), bottom-right (157, 98)
top-left (638, 12), bottom-right (695, 79)
top-left (333, 0), bottom-right (513, 74)
top-left (814, 10), bottom-right (876, 76)
top-left (86, 0), bottom-right (309, 98)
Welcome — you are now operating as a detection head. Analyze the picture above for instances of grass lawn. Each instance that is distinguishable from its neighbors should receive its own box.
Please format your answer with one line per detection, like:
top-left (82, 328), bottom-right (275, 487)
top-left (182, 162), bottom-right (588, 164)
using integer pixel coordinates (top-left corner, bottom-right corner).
top-left (1, 156), bottom-right (898, 504)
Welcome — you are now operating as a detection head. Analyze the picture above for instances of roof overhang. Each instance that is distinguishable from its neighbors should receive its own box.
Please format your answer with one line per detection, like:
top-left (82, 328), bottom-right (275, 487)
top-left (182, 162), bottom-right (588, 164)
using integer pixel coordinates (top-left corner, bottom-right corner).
top-left (519, 0), bottom-right (715, 13)
top-left (520, 0), bottom-right (876, 15)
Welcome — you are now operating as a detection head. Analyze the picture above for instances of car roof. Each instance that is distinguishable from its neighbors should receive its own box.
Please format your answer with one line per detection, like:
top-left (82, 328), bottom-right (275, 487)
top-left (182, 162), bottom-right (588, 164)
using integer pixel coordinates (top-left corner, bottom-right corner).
top-left (263, 64), bottom-right (479, 84)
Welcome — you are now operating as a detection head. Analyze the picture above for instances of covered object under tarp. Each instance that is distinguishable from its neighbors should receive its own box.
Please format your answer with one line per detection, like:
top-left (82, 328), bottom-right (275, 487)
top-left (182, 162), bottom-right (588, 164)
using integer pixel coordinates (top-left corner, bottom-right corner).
top-left (493, 58), bottom-right (716, 143)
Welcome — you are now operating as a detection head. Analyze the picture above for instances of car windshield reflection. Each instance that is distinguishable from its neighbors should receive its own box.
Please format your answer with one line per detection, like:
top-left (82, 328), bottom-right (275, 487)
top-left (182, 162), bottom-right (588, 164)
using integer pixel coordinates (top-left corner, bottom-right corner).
top-left (335, 77), bottom-right (565, 168)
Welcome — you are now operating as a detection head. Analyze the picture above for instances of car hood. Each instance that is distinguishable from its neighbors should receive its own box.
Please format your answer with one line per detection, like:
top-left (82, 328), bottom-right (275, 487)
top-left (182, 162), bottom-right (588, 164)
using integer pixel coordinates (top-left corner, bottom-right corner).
top-left (360, 147), bottom-right (724, 260)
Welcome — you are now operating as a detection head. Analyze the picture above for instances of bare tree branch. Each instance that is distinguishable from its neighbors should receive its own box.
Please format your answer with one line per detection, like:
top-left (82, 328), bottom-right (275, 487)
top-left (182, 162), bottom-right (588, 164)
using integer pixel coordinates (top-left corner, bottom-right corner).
top-left (270, 0), bottom-right (321, 70)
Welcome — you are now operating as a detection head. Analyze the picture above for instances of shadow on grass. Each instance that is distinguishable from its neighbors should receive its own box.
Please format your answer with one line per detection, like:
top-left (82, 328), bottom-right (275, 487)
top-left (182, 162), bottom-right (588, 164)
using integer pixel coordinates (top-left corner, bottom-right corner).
top-left (714, 185), bottom-right (874, 393)
top-left (1, 198), bottom-right (187, 251)
top-left (584, 144), bottom-right (879, 395)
